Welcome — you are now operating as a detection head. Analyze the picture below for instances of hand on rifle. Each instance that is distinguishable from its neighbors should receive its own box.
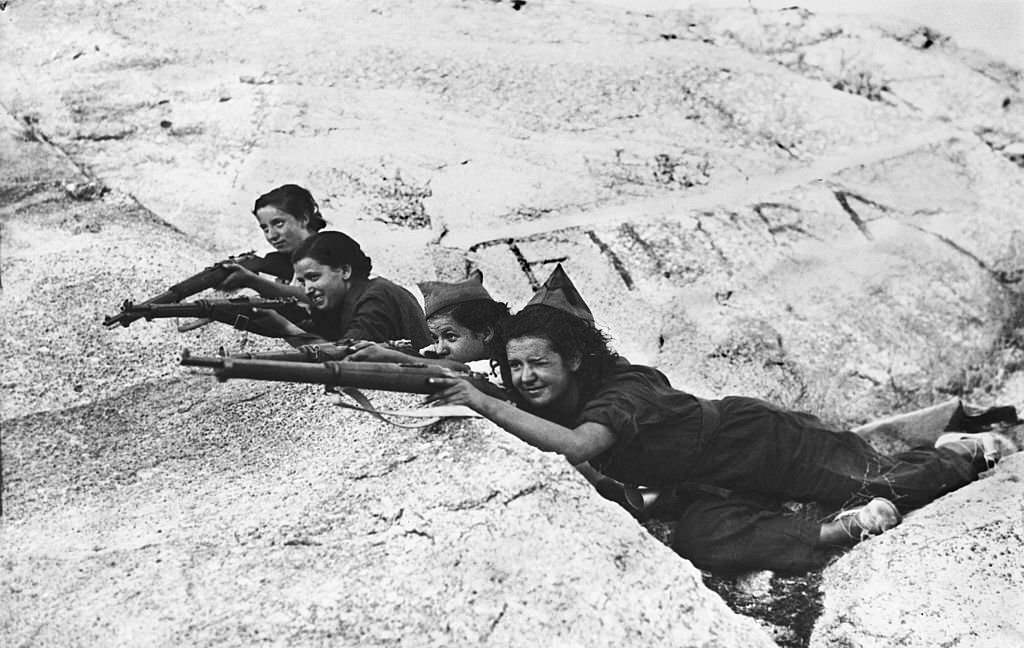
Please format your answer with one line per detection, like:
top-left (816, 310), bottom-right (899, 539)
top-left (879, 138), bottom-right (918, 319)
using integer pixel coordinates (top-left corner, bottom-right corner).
top-left (425, 374), bottom-right (494, 412)
top-left (242, 309), bottom-right (307, 338)
top-left (344, 341), bottom-right (416, 363)
top-left (217, 261), bottom-right (259, 292)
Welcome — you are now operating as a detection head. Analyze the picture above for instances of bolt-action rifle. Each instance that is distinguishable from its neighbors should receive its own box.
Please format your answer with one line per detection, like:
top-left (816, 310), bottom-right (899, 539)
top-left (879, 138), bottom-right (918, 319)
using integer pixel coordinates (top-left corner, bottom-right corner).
top-left (180, 352), bottom-right (508, 401)
top-left (115, 296), bottom-right (308, 331)
top-left (215, 340), bottom-right (356, 362)
top-left (103, 251), bottom-right (293, 328)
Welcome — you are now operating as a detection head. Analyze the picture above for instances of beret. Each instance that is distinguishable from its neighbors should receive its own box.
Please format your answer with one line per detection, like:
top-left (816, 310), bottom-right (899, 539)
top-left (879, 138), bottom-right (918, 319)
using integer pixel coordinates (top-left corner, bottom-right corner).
top-left (418, 269), bottom-right (493, 319)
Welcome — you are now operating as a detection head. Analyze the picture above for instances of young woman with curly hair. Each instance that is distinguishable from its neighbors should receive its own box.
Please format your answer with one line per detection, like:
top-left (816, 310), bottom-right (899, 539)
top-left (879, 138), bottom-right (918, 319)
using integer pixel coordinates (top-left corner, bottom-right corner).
top-left (426, 265), bottom-right (1018, 573)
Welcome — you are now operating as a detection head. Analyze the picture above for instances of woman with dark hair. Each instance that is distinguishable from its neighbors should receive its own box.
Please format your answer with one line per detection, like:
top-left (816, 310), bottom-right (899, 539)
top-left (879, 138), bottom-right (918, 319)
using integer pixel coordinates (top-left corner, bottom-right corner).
top-left (256, 231), bottom-right (432, 347)
top-left (344, 270), bottom-right (511, 370)
top-left (425, 265), bottom-right (1018, 573)
top-left (419, 271), bottom-right (510, 367)
top-left (350, 266), bottom-right (708, 518)
top-left (218, 184), bottom-right (328, 299)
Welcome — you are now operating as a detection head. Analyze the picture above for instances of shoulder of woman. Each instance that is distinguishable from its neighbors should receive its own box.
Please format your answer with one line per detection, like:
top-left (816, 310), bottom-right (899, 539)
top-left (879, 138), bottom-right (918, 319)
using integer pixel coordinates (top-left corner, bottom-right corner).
top-left (359, 277), bottom-right (421, 304)
top-left (589, 363), bottom-right (671, 398)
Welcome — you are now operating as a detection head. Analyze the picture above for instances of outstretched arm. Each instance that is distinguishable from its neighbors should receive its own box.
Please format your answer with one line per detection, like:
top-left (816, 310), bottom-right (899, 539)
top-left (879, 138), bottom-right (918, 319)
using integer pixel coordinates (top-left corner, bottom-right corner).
top-left (345, 341), bottom-right (472, 371)
top-left (426, 376), bottom-right (616, 465)
top-left (245, 275), bottom-right (308, 300)
top-left (218, 262), bottom-right (308, 300)
top-left (240, 309), bottom-right (309, 338)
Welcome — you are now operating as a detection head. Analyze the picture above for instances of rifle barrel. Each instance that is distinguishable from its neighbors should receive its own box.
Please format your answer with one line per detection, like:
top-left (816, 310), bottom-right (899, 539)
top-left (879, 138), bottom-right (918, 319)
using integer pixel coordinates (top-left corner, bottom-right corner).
top-left (117, 297), bottom-right (301, 320)
top-left (103, 289), bottom-right (187, 327)
top-left (103, 253), bottom-right (288, 328)
top-left (180, 350), bottom-right (227, 368)
top-left (212, 359), bottom-right (448, 394)
top-left (227, 350), bottom-right (310, 362)
top-left (227, 342), bottom-right (354, 362)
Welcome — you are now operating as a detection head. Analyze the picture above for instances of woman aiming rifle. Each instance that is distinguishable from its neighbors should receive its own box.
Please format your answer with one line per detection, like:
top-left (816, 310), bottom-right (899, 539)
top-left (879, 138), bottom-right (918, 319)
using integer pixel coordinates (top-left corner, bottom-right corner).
top-left (253, 231), bottom-right (433, 349)
top-left (345, 268), bottom-right (688, 519)
top-left (344, 271), bottom-right (509, 371)
top-left (218, 184), bottom-right (327, 300)
top-left (424, 265), bottom-right (1019, 574)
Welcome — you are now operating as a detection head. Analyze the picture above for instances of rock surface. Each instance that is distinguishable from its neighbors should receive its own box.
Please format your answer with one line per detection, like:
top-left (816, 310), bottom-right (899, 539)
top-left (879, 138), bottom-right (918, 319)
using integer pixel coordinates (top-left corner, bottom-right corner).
top-left (3, 378), bottom-right (774, 647)
top-left (3, 1), bottom-right (1024, 646)
top-left (812, 451), bottom-right (1024, 648)
top-left (0, 127), bottom-right (771, 646)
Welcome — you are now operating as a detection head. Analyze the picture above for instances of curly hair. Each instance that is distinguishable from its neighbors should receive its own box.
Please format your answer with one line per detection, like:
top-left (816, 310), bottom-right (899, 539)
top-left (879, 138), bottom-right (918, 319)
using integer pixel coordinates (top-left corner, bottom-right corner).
top-left (254, 184), bottom-right (327, 233)
top-left (493, 304), bottom-right (618, 403)
top-left (430, 299), bottom-right (510, 337)
top-left (291, 231), bottom-right (373, 279)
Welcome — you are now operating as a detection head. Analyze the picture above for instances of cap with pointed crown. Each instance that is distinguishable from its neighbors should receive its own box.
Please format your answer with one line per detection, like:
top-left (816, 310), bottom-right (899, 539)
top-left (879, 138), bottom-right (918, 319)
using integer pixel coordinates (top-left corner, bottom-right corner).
top-left (418, 269), bottom-right (494, 319)
top-left (525, 264), bottom-right (594, 323)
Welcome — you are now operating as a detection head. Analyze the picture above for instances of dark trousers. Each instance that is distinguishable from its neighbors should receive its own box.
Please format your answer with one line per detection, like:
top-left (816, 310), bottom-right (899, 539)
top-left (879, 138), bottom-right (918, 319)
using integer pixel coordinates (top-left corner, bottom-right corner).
top-left (671, 493), bottom-right (832, 574)
top-left (668, 397), bottom-right (982, 573)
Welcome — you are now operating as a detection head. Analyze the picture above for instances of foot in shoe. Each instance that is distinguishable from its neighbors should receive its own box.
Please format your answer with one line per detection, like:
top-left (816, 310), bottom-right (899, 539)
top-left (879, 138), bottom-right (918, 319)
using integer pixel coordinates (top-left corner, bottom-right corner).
top-left (834, 497), bottom-right (902, 542)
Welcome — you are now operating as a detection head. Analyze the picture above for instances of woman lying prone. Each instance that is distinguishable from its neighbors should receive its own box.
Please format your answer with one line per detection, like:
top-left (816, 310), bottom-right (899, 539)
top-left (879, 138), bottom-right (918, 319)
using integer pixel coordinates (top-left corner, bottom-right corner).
top-left (251, 231), bottom-right (432, 349)
top-left (423, 265), bottom-right (1018, 574)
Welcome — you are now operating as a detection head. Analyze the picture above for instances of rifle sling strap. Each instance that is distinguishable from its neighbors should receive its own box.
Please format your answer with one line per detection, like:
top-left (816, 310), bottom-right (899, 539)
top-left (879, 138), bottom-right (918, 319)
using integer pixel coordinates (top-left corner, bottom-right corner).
top-left (330, 387), bottom-right (444, 430)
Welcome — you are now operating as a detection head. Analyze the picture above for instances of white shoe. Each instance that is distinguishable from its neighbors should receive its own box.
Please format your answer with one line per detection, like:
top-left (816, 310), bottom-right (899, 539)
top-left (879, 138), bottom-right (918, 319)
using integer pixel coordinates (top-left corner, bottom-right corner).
top-left (935, 431), bottom-right (1019, 469)
top-left (834, 497), bottom-right (902, 542)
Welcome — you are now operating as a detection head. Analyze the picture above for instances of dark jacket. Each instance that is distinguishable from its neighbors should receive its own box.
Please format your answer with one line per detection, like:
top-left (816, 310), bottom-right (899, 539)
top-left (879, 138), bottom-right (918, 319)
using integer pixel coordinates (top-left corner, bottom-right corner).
top-left (303, 277), bottom-right (432, 348)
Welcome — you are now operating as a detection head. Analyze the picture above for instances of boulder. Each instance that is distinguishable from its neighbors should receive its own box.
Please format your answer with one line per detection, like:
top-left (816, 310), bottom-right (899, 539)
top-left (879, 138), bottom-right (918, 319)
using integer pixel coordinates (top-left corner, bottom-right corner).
top-left (2, 380), bottom-right (774, 647)
top-left (467, 134), bottom-right (1024, 425)
top-left (0, 122), bottom-right (772, 646)
top-left (811, 451), bottom-right (1024, 648)
top-left (4, 1), bottom-right (1024, 646)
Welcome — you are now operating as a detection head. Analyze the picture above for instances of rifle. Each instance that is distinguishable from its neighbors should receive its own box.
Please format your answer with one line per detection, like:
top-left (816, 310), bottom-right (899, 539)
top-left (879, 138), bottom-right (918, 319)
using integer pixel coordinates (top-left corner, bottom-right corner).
top-left (180, 353), bottom-right (508, 401)
top-left (115, 296), bottom-right (308, 331)
top-left (216, 340), bottom-right (356, 362)
top-left (103, 251), bottom-right (293, 328)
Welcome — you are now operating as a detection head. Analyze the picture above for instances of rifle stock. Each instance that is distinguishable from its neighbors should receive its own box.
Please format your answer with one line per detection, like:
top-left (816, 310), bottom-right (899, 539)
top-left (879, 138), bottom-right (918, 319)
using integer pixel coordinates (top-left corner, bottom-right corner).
top-left (114, 296), bottom-right (307, 330)
top-left (103, 252), bottom-right (293, 328)
top-left (180, 354), bottom-right (507, 400)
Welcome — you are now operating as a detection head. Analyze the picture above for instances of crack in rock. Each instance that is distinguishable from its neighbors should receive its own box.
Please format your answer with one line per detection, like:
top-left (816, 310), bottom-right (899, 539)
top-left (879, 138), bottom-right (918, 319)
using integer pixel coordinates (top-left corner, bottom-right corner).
top-left (904, 223), bottom-right (1022, 285)
top-left (503, 483), bottom-right (542, 505)
top-left (350, 455), bottom-right (419, 481)
top-left (443, 490), bottom-right (501, 511)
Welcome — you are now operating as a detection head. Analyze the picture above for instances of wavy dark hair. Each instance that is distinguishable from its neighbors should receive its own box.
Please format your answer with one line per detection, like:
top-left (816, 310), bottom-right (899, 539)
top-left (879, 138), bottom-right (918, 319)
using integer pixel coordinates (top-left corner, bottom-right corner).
top-left (430, 299), bottom-right (510, 337)
top-left (254, 184), bottom-right (327, 232)
top-left (493, 304), bottom-right (618, 406)
top-left (290, 231), bottom-right (373, 279)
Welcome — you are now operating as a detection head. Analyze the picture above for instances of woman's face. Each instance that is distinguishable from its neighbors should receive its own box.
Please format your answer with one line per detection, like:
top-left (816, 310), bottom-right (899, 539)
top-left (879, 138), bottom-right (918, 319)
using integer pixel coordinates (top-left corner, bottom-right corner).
top-left (505, 335), bottom-right (580, 412)
top-left (426, 313), bottom-right (488, 363)
top-left (293, 257), bottom-right (350, 311)
top-left (256, 205), bottom-right (310, 254)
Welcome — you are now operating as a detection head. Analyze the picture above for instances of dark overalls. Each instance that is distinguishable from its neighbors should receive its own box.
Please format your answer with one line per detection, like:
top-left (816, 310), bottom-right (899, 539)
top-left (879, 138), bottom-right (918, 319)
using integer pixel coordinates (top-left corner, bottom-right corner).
top-left (577, 364), bottom-right (984, 574)
top-left (668, 397), bottom-right (982, 573)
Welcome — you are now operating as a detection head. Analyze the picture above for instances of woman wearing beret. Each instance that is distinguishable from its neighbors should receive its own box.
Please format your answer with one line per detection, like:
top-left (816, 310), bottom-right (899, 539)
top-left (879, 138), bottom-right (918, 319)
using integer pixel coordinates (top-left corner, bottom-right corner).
top-left (344, 270), bottom-right (510, 372)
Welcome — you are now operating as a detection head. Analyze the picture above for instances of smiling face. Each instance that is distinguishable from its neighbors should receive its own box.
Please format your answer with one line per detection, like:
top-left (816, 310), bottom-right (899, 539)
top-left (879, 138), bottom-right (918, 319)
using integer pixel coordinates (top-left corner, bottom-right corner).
top-left (292, 257), bottom-right (351, 311)
top-left (426, 313), bottom-right (489, 363)
top-left (506, 335), bottom-right (581, 413)
top-left (255, 205), bottom-right (310, 254)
